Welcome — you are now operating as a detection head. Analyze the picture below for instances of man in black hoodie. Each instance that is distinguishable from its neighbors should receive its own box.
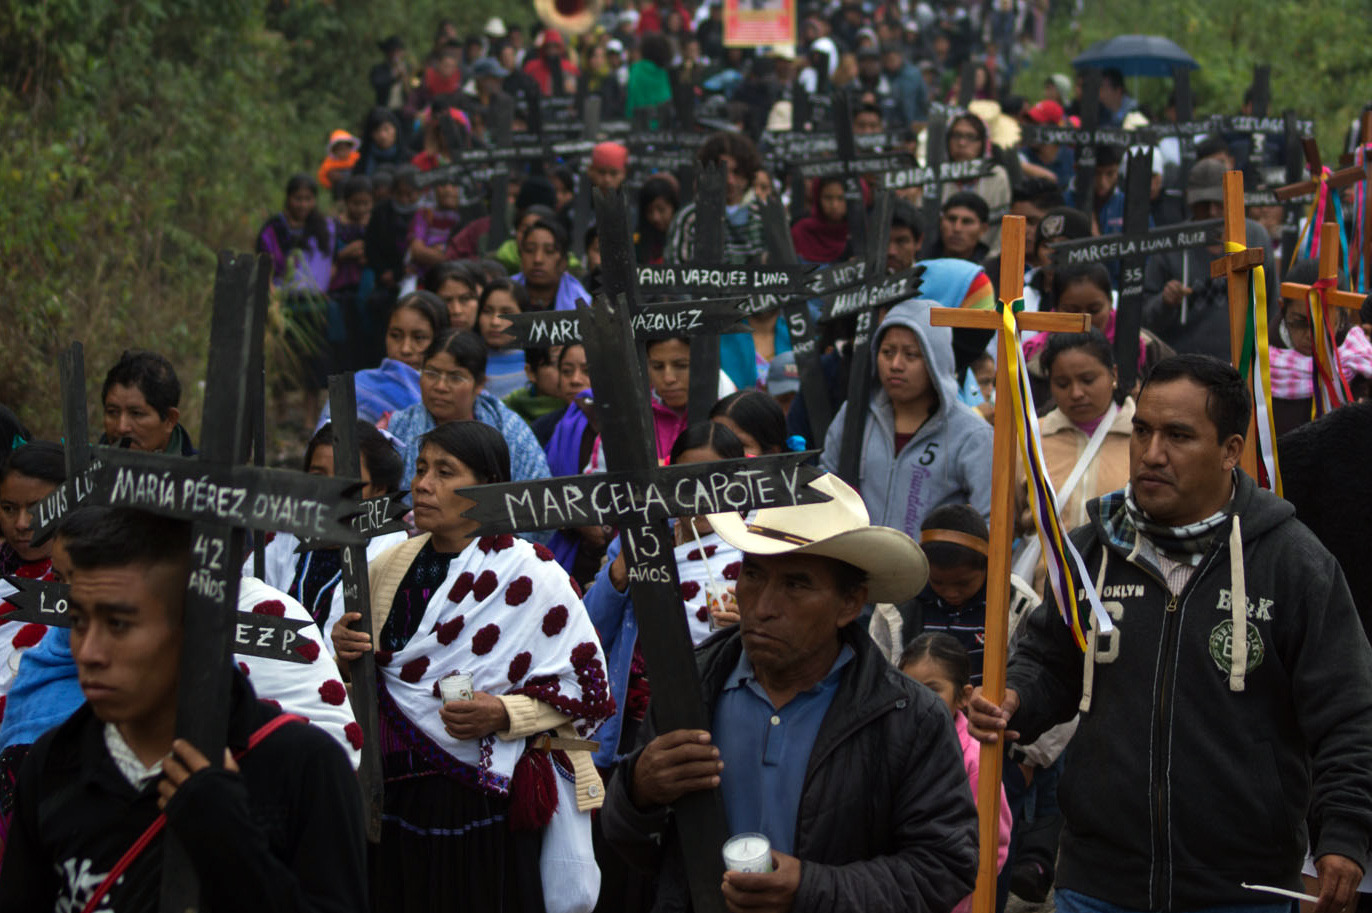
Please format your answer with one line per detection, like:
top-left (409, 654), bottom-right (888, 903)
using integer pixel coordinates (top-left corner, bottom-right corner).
top-left (0, 508), bottom-right (367, 912)
top-left (970, 355), bottom-right (1372, 913)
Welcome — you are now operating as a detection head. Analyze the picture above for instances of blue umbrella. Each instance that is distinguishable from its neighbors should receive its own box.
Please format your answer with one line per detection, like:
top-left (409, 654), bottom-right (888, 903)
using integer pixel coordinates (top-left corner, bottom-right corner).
top-left (1072, 35), bottom-right (1199, 78)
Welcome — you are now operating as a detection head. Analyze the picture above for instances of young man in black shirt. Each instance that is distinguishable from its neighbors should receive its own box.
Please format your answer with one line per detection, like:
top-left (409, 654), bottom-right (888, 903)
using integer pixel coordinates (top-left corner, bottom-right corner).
top-left (0, 508), bottom-right (367, 912)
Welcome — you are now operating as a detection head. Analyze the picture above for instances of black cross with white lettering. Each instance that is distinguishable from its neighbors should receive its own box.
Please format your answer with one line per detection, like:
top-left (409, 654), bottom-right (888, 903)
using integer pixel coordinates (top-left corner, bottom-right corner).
top-left (817, 193), bottom-right (931, 486)
top-left (1050, 146), bottom-right (1223, 393)
top-left (917, 102), bottom-right (1006, 258)
top-left (454, 291), bottom-right (831, 913)
top-left (37, 254), bottom-right (364, 911)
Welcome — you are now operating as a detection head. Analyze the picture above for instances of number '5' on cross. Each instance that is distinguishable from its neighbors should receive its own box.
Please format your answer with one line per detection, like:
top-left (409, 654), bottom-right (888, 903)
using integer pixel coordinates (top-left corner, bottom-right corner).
top-left (929, 215), bottom-right (1088, 913)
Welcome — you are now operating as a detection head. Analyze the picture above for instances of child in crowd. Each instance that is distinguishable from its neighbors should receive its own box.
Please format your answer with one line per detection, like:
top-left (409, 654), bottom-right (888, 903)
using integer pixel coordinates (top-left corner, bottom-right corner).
top-left (504, 347), bottom-right (567, 426)
top-left (475, 277), bottom-right (529, 398)
top-left (406, 171), bottom-right (462, 276)
top-left (635, 175), bottom-right (679, 266)
top-left (329, 175), bottom-right (375, 371)
top-left (533, 342), bottom-right (593, 447)
top-left (317, 129), bottom-right (361, 191)
top-left (869, 504), bottom-right (990, 683)
top-left (899, 632), bottom-right (1011, 913)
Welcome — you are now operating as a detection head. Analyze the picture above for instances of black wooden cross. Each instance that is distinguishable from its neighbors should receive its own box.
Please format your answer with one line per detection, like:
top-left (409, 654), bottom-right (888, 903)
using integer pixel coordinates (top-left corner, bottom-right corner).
top-left (454, 292), bottom-right (831, 913)
top-left (688, 163), bottom-right (728, 423)
top-left (1050, 146), bottom-right (1223, 393)
top-left (325, 375), bottom-right (387, 842)
top-left (758, 195), bottom-right (835, 441)
top-left (570, 95), bottom-right (603, 263)
top-left (57, 254), bottom-right (363, 911)
top-left (814, 192), bottom-right (934, 486)
top-left (1019, 70), bottom-right (1117, 221)
top-left (792, 92), bottom-right (916, 191)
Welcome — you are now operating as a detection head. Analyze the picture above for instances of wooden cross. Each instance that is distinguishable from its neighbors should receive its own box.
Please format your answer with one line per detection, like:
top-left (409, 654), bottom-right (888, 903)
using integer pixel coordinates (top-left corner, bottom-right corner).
top-left (813, 193), bottom-right (933, 486)
top-left (455, 291), bottom-right (831, 913)
top-left (1209, 170), bottom-right (1267, 478)
top-left (687, 163), bottom-right (728, 423)
top-left (759, 194), bottom-right (835, 441)
top-left (1273, 136), bottom-right (1363, 272)
top-left (1279, 220), bottom-right (1365, 343)
top-left (569, 95), bottom-right (603, 263)
top-left (1049, 146), bottom-right (1223, 393)
top-left (326, 375), bottom-right (385, 843)
top-left (792, 92), bottom-right (917, 190)
top-left (1338, 111), bottom-right (1372, 289)
top-left (41, 254), bottom-right (364, 911)
top-left (929, 216), bottom-right (1089, 913)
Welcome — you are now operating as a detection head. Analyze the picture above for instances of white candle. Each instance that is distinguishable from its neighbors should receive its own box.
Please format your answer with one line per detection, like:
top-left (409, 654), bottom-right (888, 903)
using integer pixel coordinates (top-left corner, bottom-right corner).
top-left (722, 833), bottom-right (773, 873)
top-left (439, 672), bottom-right (474, 704)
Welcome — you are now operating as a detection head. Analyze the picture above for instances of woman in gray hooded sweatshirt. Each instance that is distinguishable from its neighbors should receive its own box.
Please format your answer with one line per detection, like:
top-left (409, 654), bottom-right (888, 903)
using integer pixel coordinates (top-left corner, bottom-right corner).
top-left (821, 299), bottom-right (994, 537)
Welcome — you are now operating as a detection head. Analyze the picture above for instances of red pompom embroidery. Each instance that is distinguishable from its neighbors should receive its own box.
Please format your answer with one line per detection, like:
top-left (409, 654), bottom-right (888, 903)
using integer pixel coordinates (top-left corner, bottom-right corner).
top-left (319, 680), bottom-right (348, 705)
top-left (400, 656), bottom-right (430, 683)
top-left (685, 545), bottom-right (718, 561)
top-left (532, 543), bottom-right (556, 562)
top-left (253, 600), bottom-right (287, 617)
top-left (722, 561), bottom-right (742, 581)
top-left (542, 605), bottom-right (568, 636)
top-left (477, 534), bottom-right (516, 554)
top-left (375, 650), bottom-right (393, 666)
top-left (505, 576), bottom-right (533, 606)
top-left (696, 605), bottom-right (710, 622)
top-left (680, 581), bottom-right (701, 600)
top-left (238, 662), bottom-right (251, 676)
top-left (295, 641), bottom-right (321, 662)
top-left (435, 615), bottom-right (466, 646)
top-left (471, 623), bottom-right (501, 655)
top-left (449, 572), bottom-right (476, 604)
top-left (472, 570), bottom-right (499, 602)
top-left (571, 642), bottom-right (598, 664)
top-left (11, 624), bottom-right (45, 649)
top-left (508, 651), bottom-right (532, 682)
top-left (568, 576), bottom-right (583, 598)
top-left (344, 722), bottom-right (364, 750)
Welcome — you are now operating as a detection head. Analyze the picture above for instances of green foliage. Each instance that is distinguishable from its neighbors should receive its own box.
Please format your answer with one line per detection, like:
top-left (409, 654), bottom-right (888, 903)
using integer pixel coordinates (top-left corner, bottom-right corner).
top-left (0, 0), bottom-right (512, 440)
top-left (1013, 0), bottom-right (1372, 156)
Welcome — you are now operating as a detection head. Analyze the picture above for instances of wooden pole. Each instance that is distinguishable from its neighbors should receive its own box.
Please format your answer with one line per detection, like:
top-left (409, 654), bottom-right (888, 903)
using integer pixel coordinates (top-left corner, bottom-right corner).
top-left (1212, 170), bottom-right (1261, 479)
top-left (930, 216), bottom-right (1088, 913)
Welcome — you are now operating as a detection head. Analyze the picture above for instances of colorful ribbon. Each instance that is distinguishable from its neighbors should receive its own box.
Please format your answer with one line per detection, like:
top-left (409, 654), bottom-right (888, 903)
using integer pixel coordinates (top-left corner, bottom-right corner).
top-left (999, 301), bottom-right (1111, 651)
top-left (1355, 142), bottom-right (1370, 294)
top-left (1308, 277), bottom-right (1354, 418)
top-left (1228, 242), bottom-right (1282, 495)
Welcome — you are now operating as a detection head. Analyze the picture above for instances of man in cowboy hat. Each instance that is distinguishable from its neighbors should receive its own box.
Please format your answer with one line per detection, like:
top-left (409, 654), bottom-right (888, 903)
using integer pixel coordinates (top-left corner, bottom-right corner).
top-left (601, 474), bottom-right (979, 913)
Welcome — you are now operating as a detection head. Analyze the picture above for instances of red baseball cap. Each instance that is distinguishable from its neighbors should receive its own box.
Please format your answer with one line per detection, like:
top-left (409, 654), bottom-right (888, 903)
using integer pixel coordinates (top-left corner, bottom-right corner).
top-left (1027, 99), bottom-right (1064, 125)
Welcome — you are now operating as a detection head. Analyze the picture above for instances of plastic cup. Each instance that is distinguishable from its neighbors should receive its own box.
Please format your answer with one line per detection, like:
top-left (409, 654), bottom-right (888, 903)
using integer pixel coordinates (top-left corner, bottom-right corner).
top-left (439, 672), bottom-right (474, 703)
top-left (722, 833), bottom-right (773, 873)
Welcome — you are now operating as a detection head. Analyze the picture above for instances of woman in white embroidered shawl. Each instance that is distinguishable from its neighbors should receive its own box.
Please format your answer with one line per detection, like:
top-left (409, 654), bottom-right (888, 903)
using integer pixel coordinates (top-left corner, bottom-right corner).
top-left (330, 420), bottom-right (614, 912)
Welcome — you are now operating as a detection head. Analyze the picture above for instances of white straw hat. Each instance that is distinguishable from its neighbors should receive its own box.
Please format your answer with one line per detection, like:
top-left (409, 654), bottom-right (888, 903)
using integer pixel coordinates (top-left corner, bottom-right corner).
top-left (708, 473), bottom-right (929, 603)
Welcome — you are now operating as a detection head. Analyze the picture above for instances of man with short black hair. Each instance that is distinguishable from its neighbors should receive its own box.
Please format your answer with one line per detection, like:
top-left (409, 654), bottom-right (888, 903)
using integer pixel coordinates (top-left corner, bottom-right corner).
top-left (603, 474), bottom-right (978, 913)
top-left (888, 199), bottom-right (924, 274)
top-left (101, 350), bottom-right (194, 455)
top-left (1097, 67), bottom-right (1137, 128)
top-left (971, 354), bottom-right (1372, 913)
top-left (0, 508), bottom-right (368, 912)
top-left (934, 191), bottom-right (990, 263)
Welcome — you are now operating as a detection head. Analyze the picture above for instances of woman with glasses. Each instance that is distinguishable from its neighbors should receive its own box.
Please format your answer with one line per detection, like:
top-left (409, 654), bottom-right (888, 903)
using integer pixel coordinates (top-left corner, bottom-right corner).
top-left (941, 112), bottom-right (1011, 252)
top-left (385, 329), bottom-right (552, 492)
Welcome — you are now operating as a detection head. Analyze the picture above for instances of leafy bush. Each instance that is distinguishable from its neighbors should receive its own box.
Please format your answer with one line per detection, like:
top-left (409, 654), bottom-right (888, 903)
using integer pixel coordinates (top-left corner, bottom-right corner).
top-left (0, 0), bottom-right (507, 441)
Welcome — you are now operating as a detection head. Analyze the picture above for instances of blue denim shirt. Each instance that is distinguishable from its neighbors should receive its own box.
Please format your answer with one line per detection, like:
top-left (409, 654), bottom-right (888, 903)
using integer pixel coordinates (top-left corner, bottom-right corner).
top-left (713, 644), bottom-right (854, 854)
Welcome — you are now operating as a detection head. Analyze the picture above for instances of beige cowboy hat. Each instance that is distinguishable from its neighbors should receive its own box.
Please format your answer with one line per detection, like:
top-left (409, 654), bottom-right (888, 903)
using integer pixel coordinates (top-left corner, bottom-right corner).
top-left (707, 473), bottom-right (928, 603)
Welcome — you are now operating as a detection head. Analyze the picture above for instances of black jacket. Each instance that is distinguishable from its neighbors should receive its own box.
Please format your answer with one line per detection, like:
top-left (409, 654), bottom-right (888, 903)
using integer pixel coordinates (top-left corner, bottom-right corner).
top-left (1008, 471), bottom-right (1372, 910)
top-left (602, 624), bottom-right (979, 913)
top-left (0, 670), bottom-right (367, 913)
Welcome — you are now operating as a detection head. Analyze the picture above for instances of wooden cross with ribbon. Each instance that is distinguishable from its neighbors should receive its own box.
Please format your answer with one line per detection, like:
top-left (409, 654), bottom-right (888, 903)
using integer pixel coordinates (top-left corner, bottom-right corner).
top-left (1273, 137), bottom-right (1363, 272)
top-left (1278, 221), bottom-right (1366, 417)
top-left (1209, 170), bottom-right (1269, 481)
top-left (929, 216), bottom-right (1093, 913)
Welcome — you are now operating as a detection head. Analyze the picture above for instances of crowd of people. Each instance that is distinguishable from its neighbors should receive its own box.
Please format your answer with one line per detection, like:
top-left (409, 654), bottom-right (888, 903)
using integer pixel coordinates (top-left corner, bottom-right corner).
top-left (2, 2), bottom-right (1372, 912)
